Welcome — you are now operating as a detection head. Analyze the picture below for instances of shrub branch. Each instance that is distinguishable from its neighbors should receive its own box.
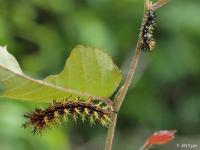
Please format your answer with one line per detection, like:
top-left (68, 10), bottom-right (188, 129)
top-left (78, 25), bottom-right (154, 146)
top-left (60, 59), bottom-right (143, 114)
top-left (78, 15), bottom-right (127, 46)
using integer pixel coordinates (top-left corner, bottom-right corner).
top-left (104, 1), bottom-right (169, 150)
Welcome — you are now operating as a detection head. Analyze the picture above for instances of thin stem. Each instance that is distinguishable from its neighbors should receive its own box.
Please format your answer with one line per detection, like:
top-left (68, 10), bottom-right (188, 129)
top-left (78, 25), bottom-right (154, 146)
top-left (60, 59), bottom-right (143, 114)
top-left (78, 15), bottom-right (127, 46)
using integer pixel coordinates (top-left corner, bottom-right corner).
top-left (104, 32), bottom-right (143, 150)
top-left (113, 40), bottom-right (142, 111)
top-left (139, 143), bottom-right (149, 150)
top-left (104, 12), bottom-right (145, 150)
top-left (104, 1), bottom-right (168, 150)
top-left (104, 112), bottom-right (118, 150)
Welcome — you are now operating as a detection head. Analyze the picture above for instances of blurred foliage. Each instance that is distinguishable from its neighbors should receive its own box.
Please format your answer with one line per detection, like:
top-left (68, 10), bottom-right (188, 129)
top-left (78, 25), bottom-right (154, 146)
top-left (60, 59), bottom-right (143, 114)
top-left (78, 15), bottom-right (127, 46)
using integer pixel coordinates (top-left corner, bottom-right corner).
top-left (0, 0), bottom-right (200, 150)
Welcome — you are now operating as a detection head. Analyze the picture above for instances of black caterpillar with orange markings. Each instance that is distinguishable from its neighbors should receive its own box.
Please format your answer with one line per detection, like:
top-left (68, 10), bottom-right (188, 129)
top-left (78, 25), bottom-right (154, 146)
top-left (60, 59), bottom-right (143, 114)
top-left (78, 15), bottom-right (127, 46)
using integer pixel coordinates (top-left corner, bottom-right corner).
top-left (141, 10), bottom-right (157, 52)
top-left (22, 98), bottom-right (113, 134)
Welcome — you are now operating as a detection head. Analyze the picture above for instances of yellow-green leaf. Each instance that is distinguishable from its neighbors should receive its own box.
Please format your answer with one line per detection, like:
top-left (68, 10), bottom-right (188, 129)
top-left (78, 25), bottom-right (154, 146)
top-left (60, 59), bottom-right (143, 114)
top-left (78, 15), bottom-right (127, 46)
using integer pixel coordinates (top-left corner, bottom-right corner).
top-left (0, 45), bottom-right (122, 102)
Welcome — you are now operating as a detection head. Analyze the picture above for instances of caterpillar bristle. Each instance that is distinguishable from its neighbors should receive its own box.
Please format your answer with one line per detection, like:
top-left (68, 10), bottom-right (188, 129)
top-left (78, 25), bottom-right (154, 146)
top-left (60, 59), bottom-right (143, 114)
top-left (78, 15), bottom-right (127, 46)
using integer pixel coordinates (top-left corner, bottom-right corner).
top-left (81, 113), bottom-right (86, 123)
top-left (89, 116), bottom-right (95, 126)
top-left (141, 10), bottom-right (157, 52)
top-left (22, 99), bottom-right (113, 134)
top-left (93, 111), bottom-right (99, 120)
top-left (84, 108), bottom-right (90, 115)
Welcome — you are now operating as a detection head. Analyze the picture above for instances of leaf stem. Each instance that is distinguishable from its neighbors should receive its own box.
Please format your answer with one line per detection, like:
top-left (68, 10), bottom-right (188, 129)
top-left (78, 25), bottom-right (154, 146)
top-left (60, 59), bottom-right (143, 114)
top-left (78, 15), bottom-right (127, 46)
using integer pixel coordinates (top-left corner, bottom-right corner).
top-left (139, 143), bottom-right (149, 150)
top-left (104, 1), bottom-right (168, 150)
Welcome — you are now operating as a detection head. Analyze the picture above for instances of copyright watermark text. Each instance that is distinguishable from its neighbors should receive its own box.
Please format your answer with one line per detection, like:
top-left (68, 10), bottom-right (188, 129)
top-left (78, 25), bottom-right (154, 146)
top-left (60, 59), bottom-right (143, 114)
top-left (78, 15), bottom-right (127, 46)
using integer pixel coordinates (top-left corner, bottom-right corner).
top-left (176, 143), bottom-right (199, 149)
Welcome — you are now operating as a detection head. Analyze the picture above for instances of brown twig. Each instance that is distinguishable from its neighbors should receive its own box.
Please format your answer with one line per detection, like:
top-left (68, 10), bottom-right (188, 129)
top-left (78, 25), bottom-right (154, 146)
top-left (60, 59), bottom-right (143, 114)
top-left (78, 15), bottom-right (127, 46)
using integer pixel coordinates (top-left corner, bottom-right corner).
top-left (104, 1), bottom-right (169, 150)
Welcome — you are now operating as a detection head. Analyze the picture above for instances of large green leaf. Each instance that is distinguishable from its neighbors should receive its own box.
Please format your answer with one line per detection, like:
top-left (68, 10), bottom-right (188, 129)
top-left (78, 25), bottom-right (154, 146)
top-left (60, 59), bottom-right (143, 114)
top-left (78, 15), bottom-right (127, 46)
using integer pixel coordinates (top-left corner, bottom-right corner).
top-left (0, 45), bottom-right (122, 102)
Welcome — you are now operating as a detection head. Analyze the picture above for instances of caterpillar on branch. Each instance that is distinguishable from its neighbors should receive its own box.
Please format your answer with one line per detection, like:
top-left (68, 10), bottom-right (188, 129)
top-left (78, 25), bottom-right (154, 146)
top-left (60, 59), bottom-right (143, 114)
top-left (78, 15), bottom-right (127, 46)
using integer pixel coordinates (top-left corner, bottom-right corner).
top-left (22, 97), bottom-right (113, 134)
top-left (141, 10), bottom-right (157, 52)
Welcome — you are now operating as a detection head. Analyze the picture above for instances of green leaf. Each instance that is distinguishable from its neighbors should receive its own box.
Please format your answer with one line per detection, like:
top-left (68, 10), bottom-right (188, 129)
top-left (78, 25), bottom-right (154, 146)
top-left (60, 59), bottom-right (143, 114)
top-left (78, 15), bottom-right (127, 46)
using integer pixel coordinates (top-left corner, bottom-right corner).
top-left (0, 45), bottom-right (122, 102)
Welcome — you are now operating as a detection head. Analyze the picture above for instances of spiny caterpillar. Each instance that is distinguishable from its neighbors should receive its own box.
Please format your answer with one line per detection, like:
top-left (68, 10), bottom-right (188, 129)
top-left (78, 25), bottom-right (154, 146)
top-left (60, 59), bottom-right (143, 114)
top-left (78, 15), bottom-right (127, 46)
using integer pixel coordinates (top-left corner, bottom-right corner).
top-left (22, 98), bottom-right (113, 134)
top-left (141, 10), bottom-right (157, 52)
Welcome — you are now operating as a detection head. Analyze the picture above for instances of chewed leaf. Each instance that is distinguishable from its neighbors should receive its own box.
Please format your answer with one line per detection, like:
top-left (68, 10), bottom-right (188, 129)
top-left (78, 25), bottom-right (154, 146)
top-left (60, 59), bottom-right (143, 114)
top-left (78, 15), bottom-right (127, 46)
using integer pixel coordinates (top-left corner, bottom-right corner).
top-left (45, 45), bottom-right (122, 97)
top-left (0, 45), bottom-right (122, 102)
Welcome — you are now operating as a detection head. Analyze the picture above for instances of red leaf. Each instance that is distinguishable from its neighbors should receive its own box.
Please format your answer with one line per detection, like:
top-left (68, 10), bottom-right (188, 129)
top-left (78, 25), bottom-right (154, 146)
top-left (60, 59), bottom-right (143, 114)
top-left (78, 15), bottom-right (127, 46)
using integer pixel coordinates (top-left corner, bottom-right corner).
top-left (145, 130), bottom-right (176, 146)
top-left (140, 130), bottom-right (176, 150)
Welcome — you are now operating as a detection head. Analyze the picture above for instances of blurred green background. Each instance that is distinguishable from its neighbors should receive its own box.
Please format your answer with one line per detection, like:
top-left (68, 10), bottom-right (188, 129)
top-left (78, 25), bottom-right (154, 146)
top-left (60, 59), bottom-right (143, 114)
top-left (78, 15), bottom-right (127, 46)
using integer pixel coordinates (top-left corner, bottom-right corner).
top-left (0, 0), bottom-right (200, 150)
